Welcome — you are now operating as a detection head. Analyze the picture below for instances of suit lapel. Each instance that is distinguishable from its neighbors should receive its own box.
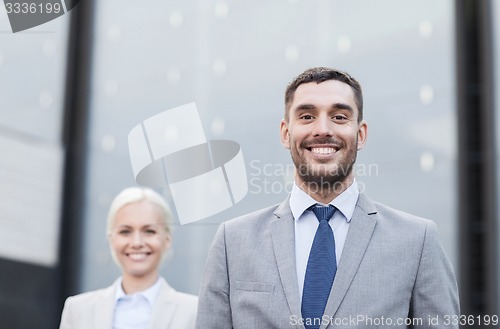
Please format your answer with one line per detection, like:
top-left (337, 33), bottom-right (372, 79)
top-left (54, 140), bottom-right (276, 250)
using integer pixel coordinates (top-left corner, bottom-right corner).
top-left (270, 198), bottom-right (304, 329)
top-left (150, 278), bottom-right (179, 329)
top-left (321, 193), bottom-right (377, 328)
top-left (94, 282), bottom-right (117, 329)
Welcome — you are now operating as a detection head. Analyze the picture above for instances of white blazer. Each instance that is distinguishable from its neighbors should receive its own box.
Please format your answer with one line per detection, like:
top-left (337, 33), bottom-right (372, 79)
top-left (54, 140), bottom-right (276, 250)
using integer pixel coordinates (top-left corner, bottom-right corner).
top-left (60, 277), bottom-right (197, 329)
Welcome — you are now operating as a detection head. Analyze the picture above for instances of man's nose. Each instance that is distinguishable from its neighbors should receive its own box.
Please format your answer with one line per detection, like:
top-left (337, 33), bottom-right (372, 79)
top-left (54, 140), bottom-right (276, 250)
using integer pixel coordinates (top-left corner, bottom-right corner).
top-left (312, 115), bottom-right (333, 137)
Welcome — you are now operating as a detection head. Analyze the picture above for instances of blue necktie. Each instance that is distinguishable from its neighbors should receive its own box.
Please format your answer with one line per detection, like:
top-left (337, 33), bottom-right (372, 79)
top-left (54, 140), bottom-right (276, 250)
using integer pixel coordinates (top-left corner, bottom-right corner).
top-left (301, 204), bottom-right (337, 329)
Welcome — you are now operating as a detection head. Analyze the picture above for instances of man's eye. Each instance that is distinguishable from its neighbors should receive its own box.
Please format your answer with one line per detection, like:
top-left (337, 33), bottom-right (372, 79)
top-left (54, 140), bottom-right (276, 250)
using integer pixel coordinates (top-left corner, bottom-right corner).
top-left (301, 115), bottom-right (314, 120)
top-left (119, 230), bottom-right (130, 235)
top-left (145, 229), bottom-right (157, 234)
top-left (333, 115), bottom-right (347, 121)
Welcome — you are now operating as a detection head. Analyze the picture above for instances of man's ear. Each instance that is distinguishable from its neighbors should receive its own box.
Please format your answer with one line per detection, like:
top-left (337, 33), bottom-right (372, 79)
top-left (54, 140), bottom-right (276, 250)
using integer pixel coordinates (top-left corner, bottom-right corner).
top-left (280, 119), bottom-right (290, 149)
top-left (357, 120), bottom-right (368, 150)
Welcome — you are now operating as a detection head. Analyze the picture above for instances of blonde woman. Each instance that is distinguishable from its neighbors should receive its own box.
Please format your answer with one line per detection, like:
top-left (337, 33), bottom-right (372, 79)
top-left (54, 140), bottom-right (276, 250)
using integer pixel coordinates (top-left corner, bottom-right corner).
top-left (60, 187), bottom-right (197, 329)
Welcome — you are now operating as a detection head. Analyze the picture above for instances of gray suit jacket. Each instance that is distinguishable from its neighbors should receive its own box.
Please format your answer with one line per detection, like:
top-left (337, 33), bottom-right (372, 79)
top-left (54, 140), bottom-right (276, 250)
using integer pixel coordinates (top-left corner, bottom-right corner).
top-left (196, 194), bottom-right (459, 328)
top-left (59, 277), bottom-right (198, 329)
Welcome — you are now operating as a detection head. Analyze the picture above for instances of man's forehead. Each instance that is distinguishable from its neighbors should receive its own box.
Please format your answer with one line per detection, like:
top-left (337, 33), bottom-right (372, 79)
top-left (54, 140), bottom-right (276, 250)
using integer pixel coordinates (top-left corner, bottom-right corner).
top-left (292, 80), bottom-right (357, 106)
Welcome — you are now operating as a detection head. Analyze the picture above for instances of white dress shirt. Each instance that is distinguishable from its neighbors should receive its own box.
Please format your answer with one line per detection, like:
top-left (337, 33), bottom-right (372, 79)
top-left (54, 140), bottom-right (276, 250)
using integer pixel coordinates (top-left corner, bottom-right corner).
top-left (113, 277), bottom-right (162, 329)
top-left (290, 180), bottom-right (360, 301)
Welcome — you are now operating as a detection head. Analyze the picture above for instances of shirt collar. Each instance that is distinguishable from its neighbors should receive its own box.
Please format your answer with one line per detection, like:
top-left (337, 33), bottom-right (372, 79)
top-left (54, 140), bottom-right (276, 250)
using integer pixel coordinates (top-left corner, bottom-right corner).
top-left (290, 179), bottom-right (359, 222)
top-left (114, 276), bottom-right (162, 307)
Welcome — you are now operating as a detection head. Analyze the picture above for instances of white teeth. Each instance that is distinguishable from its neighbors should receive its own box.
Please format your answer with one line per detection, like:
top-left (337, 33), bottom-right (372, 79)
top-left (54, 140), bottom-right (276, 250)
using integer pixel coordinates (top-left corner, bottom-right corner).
top-left (128, 253), bottom-right (147, 260)
top-left (311, 147), bottom-right (335, 154)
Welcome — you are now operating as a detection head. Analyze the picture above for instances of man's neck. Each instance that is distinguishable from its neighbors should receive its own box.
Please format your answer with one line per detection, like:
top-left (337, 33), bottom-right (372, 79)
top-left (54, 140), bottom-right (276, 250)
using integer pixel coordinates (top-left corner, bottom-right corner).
top-left (296, 176), bottom-right (354, 204)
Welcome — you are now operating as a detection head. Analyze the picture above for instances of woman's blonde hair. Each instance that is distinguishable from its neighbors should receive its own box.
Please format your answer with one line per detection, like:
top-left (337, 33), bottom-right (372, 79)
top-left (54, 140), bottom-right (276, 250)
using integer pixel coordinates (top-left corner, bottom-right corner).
top-left (106, 187), bottom-right (172, 235)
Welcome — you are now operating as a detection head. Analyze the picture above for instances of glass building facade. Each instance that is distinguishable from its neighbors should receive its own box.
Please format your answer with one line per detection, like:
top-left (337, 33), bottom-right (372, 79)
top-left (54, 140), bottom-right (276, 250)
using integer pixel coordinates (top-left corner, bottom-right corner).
top-left (81, 0), bottom-right (457, 296)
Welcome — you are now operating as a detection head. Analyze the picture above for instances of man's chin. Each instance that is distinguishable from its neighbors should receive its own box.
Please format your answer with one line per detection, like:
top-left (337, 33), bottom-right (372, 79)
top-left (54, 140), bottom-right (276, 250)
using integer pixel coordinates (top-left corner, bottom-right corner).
top-left (298, 173), bottom-right (347, 186)
top-left (305, 164), bottom-right (344, 177)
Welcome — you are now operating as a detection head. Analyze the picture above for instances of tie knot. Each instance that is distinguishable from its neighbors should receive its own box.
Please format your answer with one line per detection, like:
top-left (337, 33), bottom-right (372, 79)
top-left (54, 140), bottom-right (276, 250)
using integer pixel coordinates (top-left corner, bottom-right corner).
top-left (309, 204), bottom-right (335, 222)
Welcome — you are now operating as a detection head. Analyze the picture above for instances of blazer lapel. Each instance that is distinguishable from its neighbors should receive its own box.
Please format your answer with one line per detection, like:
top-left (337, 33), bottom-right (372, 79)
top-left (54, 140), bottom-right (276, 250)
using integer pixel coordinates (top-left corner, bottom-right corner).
top-left (321, 193), bottom-right (377, 328)
top-left (94, 281), bottom-right (117, 329)
top-left (270, 197), bottom-right (305, 329)
top-left (150, 278), bottom-right (179, 329)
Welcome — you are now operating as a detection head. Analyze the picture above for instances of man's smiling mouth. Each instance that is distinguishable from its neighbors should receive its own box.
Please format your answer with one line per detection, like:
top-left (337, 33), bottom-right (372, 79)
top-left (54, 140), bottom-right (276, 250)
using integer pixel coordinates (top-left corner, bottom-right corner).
top-left (308, 147), bottom-right (338, 155)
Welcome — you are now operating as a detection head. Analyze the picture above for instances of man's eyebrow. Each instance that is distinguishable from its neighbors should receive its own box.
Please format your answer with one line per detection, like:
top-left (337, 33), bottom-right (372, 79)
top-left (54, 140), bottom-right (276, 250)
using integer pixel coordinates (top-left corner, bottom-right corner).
top-left (293, 103), bottom-right (354, 112)
top-left (332, 103), bottom-right (354, 112)
top-left (294, 103), bottom-right (317, 111)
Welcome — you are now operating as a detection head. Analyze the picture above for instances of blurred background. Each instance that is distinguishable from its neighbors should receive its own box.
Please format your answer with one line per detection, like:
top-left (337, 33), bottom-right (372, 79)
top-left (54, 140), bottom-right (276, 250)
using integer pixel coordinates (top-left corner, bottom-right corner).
top-left (0, 0), bottom-right (498, 327)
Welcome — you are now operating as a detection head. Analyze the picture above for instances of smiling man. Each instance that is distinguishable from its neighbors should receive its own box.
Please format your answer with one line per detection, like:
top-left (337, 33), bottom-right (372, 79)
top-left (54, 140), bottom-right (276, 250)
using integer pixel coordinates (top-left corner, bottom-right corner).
top-left (281, 75), bottom-right (366, 204)
top-left (196, 67), bottom-right (459, 329)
